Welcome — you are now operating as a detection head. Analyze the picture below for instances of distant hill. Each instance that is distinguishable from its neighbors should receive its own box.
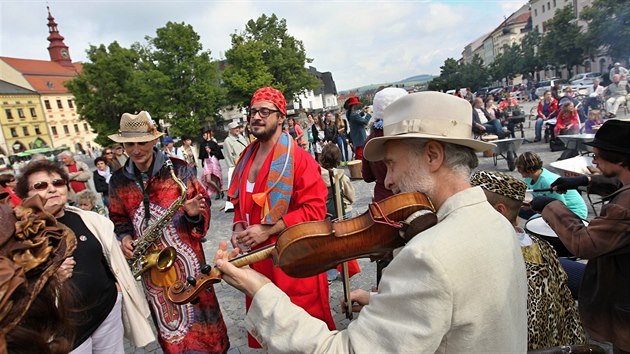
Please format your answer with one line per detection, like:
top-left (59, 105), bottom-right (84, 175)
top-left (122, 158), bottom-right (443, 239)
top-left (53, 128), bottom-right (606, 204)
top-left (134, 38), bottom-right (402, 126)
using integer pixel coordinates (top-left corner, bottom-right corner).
top-left (340, 74), bottom-right (435, 94)
top-left (398, 74), bottom-right (433, 83)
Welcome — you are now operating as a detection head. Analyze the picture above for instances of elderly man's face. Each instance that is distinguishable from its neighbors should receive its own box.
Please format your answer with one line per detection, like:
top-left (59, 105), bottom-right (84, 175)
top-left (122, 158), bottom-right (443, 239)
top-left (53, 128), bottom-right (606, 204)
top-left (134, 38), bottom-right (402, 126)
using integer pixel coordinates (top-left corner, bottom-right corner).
top-left (60, 154), bottom-right (73, 165)
top-left (383, 140), bottom-right (435, 196)
top-left (612, 74), bottom-right (620, 83)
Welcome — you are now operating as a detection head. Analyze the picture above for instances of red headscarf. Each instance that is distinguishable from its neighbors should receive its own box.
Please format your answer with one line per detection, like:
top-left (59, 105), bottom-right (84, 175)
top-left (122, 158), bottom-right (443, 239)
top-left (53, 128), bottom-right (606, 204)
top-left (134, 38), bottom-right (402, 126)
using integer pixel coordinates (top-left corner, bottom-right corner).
top-left (250, 86), bottom-right (287, 116)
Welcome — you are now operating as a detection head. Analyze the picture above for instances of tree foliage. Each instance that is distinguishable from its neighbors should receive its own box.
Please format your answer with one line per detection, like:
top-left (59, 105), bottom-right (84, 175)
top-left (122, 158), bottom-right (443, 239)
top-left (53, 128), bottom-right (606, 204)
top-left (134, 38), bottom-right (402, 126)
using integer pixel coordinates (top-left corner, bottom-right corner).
top-left (539, 6), bottom-right (584, 77)
top-left (580, 0), bottom-right (630, 62)
top-left (142, 22), bottom-right (226, 137)
top-left (67, 22), bottom-right (224, 143)
top-left (223, 14), bottom-right (320, 106)
top-left (65, 42), bottom-right (146, 146)
top-left (490, 43), bottom-right (523, 83)
top-left (428, 56), bottom-right (489, 92)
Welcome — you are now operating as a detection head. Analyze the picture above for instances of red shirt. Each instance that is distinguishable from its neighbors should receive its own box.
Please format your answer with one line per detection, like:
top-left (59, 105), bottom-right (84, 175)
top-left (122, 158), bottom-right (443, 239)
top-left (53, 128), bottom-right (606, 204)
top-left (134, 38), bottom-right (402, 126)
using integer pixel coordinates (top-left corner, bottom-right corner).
top-left (233, 142), bottom-right (335, 347)
top-left (67, 163), bottom-right (87, 193)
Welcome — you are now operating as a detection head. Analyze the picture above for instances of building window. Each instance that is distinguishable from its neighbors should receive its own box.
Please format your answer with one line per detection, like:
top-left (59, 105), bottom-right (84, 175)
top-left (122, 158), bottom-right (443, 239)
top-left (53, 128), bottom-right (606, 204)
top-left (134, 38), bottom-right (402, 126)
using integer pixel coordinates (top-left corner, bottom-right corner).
top-left (51, 126), bottom-right (58, 135)
top-left (74, 124), bottom-right (79, 133)
top-left (83, 123), bottom-right (89, 131)
top-left (547, 2), bottom-right (550, 10)
top-left (34, 125), bottom-right (41, 135)
top-left (30, 108), bottom-right (37, 118)
top-left (553, 0), bottom-right (556, 7)
top-left (542, 6), bottom-right (545, 13)
top-left (56, 100), bottom-right (63, 109)
top-left (534, 9), bottom-right (537, 16)
top-left (63, 125), bottom-right (69, 134)
top-left (4, 109), bottom-right (12, 119)
top-left (44, 100), bottom-right (51, 109)
top-left (17, 108), bottom-right (25, 118)
top-left (22, 127), bottom-right (29, 136)
top-left (10, 128), bottom-right (17, 137)
top-left (67, 99), bottom-right (74, 108)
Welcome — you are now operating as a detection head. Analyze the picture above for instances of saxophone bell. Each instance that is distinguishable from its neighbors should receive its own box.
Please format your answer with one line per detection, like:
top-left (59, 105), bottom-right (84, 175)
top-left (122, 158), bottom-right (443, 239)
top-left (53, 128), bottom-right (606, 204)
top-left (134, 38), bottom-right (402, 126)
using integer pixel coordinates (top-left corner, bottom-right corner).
top-left (133, 246), bottom-right (177, 280)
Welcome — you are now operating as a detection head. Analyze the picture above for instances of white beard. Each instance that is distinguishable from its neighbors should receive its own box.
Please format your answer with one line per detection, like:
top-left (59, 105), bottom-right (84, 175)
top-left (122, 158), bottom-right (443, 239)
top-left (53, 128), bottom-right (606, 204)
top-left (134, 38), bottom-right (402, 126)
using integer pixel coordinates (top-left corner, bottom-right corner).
top-left (393, 162), bottom-right (436, 198)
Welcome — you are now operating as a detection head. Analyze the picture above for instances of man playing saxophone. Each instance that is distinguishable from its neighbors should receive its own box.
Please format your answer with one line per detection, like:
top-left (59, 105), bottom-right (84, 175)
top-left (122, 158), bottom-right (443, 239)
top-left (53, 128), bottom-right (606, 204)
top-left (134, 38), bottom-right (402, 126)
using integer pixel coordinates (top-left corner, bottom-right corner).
top-left (108, 111), bottom-right (229, 353)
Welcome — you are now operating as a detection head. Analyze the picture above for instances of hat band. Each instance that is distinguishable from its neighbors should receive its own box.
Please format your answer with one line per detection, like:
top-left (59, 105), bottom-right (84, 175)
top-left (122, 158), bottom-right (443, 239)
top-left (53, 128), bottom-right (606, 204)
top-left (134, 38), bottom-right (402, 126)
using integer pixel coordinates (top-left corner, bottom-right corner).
top-left (117, 130), bottom-right (157, 137)
top-left (383, 118), bottom-right (472, 139)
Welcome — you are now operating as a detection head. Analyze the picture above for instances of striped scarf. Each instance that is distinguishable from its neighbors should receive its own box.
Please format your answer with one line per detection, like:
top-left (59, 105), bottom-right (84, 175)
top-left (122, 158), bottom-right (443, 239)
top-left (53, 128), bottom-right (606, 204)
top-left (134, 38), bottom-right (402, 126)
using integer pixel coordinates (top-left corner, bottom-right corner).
top-left (228, 132), bottom-right (295, 224)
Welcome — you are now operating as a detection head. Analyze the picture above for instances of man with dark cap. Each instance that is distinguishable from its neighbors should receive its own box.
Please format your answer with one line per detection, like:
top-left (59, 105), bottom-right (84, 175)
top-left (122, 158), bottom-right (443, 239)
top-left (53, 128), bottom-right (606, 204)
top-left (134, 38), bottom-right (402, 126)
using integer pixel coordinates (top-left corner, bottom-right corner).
top-left (471, 170), bottom-right (585, 350)
top-left (531, 119), bottom-right (630, 353)
top-left (227, 86), bottom-right (335, 348)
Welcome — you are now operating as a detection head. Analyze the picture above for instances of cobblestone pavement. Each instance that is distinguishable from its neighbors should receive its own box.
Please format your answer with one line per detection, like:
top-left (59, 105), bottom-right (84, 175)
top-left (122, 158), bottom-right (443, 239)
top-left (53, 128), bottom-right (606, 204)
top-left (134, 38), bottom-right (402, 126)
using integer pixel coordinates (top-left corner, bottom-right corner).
top-left (126, 101), bottom-right (627, 353)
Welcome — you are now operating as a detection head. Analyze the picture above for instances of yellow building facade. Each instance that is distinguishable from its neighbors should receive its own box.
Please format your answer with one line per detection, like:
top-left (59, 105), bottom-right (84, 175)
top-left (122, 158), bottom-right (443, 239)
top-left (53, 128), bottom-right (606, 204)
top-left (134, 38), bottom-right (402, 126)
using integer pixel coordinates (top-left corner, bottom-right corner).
top-left (0, 83), bottom-right (52, 155)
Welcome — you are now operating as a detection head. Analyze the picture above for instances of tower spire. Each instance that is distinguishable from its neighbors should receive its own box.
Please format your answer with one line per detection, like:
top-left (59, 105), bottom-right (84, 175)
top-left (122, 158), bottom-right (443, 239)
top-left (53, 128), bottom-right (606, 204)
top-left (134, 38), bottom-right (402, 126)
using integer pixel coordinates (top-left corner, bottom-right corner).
top-left (46, 6), bottom-right (72, 66)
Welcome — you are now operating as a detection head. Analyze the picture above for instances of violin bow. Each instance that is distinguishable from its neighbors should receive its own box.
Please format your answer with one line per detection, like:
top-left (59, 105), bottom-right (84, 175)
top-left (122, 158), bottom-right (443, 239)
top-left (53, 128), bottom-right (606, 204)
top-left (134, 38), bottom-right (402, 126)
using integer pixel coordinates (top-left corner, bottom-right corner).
top-left (329, 168), bottom-right (354, 320)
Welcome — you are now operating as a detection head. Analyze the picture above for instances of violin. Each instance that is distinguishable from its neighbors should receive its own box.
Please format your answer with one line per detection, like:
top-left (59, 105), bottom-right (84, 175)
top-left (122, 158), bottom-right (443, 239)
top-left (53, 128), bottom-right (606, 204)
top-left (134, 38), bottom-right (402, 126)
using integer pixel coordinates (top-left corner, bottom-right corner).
top-left (167, 192), bottom-right (436, 305)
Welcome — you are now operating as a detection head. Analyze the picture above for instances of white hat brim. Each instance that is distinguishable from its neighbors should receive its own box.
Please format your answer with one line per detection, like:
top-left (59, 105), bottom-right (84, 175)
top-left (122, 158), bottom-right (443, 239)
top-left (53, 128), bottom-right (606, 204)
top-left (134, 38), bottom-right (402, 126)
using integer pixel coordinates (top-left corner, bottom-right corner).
top-left (364, 133), bottom-right (496, 161)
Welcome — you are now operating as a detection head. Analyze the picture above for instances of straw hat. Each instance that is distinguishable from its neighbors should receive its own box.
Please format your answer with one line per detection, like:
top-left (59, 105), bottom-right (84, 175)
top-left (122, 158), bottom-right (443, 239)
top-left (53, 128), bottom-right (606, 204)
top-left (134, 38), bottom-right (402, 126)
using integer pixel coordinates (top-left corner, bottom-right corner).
top-left (108, 111), bottom-right (164, 143)
top-left (363, 91), bottom-right (496, 161)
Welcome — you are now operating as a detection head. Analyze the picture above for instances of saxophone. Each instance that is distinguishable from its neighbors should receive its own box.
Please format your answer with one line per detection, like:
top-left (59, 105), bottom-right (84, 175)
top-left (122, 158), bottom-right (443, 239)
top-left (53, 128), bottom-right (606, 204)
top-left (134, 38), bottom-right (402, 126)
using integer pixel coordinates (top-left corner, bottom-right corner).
top-left (128, 158), bottom-right (188, 280)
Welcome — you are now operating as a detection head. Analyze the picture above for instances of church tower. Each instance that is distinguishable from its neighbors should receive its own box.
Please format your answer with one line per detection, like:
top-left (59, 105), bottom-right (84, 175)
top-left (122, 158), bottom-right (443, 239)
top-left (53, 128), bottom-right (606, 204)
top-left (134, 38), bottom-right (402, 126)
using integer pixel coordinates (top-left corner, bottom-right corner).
top-left (46, 6), bottom-right (72, 66)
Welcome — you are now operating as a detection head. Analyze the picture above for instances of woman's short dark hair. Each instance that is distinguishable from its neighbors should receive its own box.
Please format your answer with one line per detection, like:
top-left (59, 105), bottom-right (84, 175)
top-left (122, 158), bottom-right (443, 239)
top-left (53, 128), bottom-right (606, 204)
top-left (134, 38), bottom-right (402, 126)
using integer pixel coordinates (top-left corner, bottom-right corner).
top-left (94, 156), bottom-right (108, 165)
top-left (16, 161), bottom-right (69, 199)
top-left (319, 144), bottom-right (341, 170)
top-left (0, 173), bottom-right (15, 188)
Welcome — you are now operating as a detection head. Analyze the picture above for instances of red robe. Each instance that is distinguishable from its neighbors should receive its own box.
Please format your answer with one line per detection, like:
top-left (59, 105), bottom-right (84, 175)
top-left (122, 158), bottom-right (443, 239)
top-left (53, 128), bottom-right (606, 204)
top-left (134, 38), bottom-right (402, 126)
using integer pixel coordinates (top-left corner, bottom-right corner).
top-left (233, 143), bottom-right (335, 347)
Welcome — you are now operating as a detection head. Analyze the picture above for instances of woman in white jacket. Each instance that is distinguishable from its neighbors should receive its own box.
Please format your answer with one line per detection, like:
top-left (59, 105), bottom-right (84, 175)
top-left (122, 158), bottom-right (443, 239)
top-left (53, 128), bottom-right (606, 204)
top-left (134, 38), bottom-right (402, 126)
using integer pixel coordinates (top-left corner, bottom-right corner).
top-left (16, 160), bottom-right (154, 353)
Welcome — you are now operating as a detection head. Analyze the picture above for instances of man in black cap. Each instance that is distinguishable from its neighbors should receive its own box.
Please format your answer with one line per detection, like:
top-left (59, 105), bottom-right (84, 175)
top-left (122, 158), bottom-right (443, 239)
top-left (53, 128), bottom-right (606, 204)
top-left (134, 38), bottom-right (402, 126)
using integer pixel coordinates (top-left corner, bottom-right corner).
top-left (531, 119), bottom-right (630, 353)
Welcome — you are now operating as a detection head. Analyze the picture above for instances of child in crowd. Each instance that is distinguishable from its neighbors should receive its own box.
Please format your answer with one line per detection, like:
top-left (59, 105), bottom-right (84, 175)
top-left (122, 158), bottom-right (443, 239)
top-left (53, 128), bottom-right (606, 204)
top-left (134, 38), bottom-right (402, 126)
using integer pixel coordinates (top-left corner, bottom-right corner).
top-left (75, 190), bottom-right (108, 216)
top-left (318, 144), bottom-right (359, 283)
top-left (584, 110), bottom-right (604, 134)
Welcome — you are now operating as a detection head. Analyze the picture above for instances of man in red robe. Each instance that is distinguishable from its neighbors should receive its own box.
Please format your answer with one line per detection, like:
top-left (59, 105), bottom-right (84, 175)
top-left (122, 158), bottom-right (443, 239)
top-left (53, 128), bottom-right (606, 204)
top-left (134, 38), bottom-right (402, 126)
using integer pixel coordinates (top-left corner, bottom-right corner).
top-left (229, 86), bottom-right (335, 348)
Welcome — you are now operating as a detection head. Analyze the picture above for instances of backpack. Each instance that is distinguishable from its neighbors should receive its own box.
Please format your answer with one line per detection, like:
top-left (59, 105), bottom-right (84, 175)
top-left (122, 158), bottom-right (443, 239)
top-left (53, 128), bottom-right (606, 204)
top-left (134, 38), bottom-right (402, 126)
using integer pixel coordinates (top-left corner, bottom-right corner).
top-left (326, 169), bottom-right (346, 220)
top-left (549, 138), bottom-right (567, 152)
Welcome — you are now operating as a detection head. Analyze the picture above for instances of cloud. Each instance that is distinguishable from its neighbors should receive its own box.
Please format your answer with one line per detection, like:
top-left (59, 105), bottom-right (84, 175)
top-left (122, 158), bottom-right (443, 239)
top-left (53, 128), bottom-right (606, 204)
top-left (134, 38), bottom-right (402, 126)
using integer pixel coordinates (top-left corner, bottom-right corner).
top-left (0, 0), bottom-right (529, 90)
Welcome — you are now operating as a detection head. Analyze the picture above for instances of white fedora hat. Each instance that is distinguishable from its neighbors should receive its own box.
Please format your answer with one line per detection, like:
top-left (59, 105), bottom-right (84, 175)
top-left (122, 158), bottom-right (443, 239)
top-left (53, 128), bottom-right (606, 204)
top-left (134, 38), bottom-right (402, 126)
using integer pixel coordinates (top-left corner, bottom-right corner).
top-left (364, 91), bottom-right (495, 161)
top-left (108, 111), bottom-right (164, 143)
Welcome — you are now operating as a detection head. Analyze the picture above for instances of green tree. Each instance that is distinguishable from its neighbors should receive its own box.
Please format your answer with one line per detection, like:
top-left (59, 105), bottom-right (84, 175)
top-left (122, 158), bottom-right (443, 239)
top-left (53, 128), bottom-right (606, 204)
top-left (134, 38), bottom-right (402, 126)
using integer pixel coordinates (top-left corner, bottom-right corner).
top-left (223, 14), bottom-right (320, 106)
top-left (520, 30), bottom-right (543, 80)
top-left (143, 22), bottom-right (226, 137)
top-left (580, 0), bottom-right (630, 64)
top-left (66, 42), bottom-right (146, 146)
top-left (490, 43), bottom-right (523, 84)
top-left (539, 6), bottom-right (584, 77)
top-left (428, 58), bottom-right (461, 91)
top-left (460, 54), bottom-right (490, 91)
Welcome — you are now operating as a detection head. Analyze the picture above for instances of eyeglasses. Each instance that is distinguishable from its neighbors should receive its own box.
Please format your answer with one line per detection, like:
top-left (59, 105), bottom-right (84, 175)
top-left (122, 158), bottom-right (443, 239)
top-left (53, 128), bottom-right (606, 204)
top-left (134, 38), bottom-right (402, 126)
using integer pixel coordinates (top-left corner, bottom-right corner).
top-left (104, 152), bottom-right (113, 155)
top-left (249, 108), bottom-right (280, 118)
top-left (30, 179), bottom-right (67, 191)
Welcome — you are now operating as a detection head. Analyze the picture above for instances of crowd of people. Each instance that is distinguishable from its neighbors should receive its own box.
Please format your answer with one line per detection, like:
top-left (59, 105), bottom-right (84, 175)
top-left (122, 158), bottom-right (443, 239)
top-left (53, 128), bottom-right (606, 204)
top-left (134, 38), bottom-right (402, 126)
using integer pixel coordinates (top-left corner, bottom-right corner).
top-left (1, 83), bottom-right (629, 354)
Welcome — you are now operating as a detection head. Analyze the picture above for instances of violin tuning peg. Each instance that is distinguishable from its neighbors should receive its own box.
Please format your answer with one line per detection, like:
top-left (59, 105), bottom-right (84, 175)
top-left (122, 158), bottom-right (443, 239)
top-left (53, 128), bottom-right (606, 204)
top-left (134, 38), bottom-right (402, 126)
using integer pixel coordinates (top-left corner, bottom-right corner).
top-left (200, 264), bottom-right (212, 275)
top-left (186, 276), bottom-right (197, 287)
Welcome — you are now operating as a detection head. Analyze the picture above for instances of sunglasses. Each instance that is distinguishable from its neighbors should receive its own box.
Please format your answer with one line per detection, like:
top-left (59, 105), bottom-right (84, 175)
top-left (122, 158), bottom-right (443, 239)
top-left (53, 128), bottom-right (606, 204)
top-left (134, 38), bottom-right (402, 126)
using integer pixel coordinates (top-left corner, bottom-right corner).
top-left (249, 108), bottom-right (280, 118)
top-left (104, 151), bottom-right (113, 155)
top-left (30, 179), bottom-right (67, 191)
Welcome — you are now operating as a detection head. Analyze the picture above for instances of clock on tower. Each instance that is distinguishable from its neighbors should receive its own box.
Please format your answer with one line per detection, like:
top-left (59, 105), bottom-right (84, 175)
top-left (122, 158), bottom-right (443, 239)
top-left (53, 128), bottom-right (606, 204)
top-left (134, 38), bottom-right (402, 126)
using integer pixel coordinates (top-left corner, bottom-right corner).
top-left (60, 48), bottom-right (69, 58)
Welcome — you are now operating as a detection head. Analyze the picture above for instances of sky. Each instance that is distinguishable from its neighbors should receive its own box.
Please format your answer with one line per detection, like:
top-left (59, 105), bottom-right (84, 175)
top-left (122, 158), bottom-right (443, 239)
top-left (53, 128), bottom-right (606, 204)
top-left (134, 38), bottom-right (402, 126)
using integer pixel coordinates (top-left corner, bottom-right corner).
top-left (0, 0), bottom-right (527, 91)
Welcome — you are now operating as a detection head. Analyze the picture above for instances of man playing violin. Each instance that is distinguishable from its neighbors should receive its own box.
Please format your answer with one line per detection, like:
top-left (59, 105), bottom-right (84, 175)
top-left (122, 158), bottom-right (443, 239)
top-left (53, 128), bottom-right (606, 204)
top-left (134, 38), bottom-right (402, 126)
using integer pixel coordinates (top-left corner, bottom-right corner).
top-left (228, 86), bottom-right (335, 348)
top-left (215, 92), bottom-right (528, 352)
